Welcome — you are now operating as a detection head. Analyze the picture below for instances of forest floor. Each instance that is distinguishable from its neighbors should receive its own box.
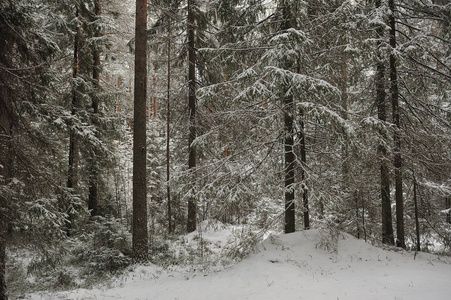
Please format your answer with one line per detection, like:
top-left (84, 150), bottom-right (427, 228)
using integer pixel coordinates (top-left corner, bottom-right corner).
top-left (23, 224), bottom-right (451, 300)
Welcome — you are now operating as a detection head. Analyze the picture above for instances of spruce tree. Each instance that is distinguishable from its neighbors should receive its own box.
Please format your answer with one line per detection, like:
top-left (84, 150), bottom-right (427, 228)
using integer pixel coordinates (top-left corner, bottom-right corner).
top-left (374, 0), bottom-right (395, 245)
top-left (0, 1), bottom-right (70, 295)
top-left (88, 0), bottom-right (102, 217)
top-left (388, 0), bottom-right (405, 249)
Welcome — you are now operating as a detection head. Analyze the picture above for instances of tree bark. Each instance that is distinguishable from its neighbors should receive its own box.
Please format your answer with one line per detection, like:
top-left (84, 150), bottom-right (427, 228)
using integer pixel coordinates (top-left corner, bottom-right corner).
top-left (133, 0), bottom-right (149, 262)
top-left (389, 0), bottom-right (405, 249)
top-left (187, 0), bottom-right (197, 233)
top-left (375, 0), bottom-right (394, 245)
top-left (88, 0), bottom-right (101, 217)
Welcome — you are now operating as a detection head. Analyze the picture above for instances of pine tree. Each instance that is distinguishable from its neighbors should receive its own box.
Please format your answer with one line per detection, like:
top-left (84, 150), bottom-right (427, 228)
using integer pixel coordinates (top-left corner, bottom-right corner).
top-left (133, 0), bottom-right (149, 262)
top-left (186, 0), bottom-right (197, 233)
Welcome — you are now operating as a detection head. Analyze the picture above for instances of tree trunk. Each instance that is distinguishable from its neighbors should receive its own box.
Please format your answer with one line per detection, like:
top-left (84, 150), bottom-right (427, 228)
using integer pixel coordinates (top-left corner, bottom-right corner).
top-left (354, 192), bottom-right (361, 239)
top-left (92, 0), bottom-right (101, 115)
top-left (413, 174), bottom-right (421, 251)
top-left (67, 8), bottom-right (80, 235)
top-left (88, 0), bottom-right (101, 217)
top-left (389, 0), bottom-right (405, 249)
top-left (68, 9), bottom-right (79, 192)
top-left (446, 197), bottom-right (451, 224)
top-left (300, 107), bottom-right (309, 230)
top-left (187, 0), bottom-right (197, 233)
top-left (133, 0), bottom-right (149, 262)
top-left (68, 7), bottom-right (80, 189)
top-left (284, 94), bottom-right (295, 233)
top-left (281, 2), bottom-right (295, 234)
top-left (375, 0), bottom-right (394, 245)
top-left (167, 17), bottom-right (173, 233)
top-left (340, 59), bottom-right (349, 188)
top-left (340, 55), bottom-right (355, 234)
top-left (0, 225), bottom-right (6, 300)
top-left (0, 182), bottom-right (8, 300)
top-left (361, 192), bottom-right (367, 242)
top-left (0, 69), bottom-right (12, 300)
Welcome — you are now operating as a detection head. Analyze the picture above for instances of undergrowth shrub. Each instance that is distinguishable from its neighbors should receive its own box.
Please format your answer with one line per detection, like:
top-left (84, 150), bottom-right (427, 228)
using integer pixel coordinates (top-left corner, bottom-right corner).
top-left (8, 215), bottom-right (133, 297)
top-left (72, 215), bottom-right (132, 275)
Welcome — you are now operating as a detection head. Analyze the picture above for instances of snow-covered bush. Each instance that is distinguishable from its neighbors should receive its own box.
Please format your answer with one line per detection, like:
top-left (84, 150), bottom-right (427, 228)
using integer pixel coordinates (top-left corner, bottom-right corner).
top-left (72, 215), bottom-right (132, 275)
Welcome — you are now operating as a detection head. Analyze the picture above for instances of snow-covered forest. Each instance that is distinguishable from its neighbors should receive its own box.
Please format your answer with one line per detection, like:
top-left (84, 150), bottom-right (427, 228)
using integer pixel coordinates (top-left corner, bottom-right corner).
top-left (0, 0), bottom-right (450, 299)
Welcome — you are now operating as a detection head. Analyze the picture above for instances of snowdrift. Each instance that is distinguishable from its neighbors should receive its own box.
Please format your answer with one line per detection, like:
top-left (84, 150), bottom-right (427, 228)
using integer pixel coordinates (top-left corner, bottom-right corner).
top-left (27, 229), bottom-right (451, 300)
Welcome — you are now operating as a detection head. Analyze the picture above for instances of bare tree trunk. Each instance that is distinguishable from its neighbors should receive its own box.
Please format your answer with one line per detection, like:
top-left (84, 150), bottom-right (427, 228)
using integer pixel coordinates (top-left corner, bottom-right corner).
top-left (167, 17), bottom-right (173, 233)
top-left (389, 0), bottom-right (405, 249)
top-left (375, 0), bottom-right (394, 245)
top-left (0, 178), bottom-right (8, 300)
top-left (67, 8), bottom-right (80, 235)
top-left (300, 108), bottom-right (309, 230)
top-left (284, 94), bottom-right (295, 233)
top-left (281, 2), bottom-right (295, 234)
top-left (187, 0), bottom-right (197, 233)
top-left (0, 225), bottom-right (6, 300)
top-left (92, 0), bottom-right (101, 114)
top-left (340, 55), bottom-right (355, 234)
top-left (133, 0), bottom-right (149, 262)
top-left (88, 0), bottom-right (101, 217)
top-left (0, 71), bottom-right (12, 300)
top-left (446, 197), bottom-right (451, 224)
top-left (413, 174), bottom-right (421, 251)
top-left (68, 9), bottom-right (79, 192)
top-left (362, 192), bottom-right (367, 242)
top-left (340, 59), bottom-right (349, 187)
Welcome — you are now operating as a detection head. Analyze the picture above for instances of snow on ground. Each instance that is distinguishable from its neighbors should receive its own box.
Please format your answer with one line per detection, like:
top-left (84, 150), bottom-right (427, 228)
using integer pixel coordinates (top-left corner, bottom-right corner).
top-left (26, 227), bottom-right (451, 300)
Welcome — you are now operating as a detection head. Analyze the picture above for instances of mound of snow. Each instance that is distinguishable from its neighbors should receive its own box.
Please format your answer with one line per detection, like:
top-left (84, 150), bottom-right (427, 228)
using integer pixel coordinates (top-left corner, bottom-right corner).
top-left (26, 229), bottom-right (451, 300)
